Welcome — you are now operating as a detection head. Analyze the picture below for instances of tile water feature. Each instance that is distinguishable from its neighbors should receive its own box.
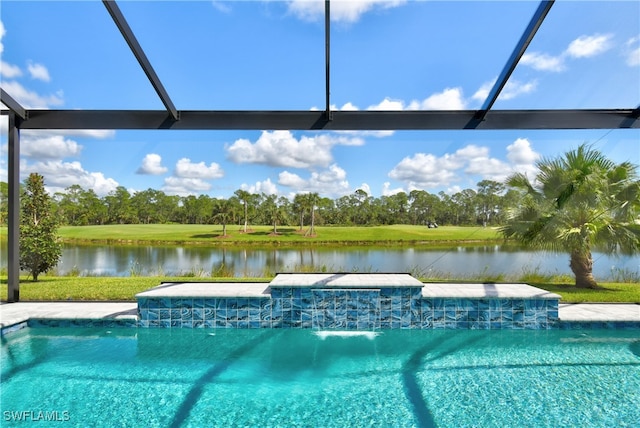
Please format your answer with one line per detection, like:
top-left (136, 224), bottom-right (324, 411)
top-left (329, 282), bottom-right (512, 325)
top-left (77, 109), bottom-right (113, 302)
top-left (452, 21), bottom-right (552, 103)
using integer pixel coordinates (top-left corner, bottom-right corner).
top-left (136, 273), bottom-right (561, 329)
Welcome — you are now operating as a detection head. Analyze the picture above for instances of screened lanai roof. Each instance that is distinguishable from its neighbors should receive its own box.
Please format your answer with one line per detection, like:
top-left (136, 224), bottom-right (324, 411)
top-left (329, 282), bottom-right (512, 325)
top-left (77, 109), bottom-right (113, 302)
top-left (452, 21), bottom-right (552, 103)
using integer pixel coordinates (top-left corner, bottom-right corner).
top-left (2, 0), bottom-right (639, 129)
top-left (1, 0), bottom-right (639, 303)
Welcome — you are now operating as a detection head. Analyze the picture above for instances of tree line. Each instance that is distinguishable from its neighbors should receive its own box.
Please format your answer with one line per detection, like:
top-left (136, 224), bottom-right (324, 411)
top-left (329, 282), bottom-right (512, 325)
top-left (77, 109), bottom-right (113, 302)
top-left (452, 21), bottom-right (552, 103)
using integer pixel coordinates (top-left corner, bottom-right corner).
top-left (0, 179), bottom-right (518, 229)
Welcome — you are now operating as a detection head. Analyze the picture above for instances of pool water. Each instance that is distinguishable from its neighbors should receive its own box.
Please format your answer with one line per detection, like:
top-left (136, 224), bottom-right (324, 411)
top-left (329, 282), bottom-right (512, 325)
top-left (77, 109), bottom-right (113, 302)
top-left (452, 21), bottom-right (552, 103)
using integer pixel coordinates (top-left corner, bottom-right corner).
top-left (2, 328), bottom-right (639, 427)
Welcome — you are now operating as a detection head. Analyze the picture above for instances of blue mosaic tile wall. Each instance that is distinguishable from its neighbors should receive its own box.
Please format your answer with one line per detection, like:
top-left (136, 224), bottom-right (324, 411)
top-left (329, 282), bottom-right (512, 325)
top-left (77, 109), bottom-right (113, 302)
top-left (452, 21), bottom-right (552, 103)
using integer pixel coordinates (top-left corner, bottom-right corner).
top-left (137, 287), bottom-right (560, 330)
top-left (137, 296), bottom-right (273, 328)
top-left (422, 297), bottom-right (558, 330)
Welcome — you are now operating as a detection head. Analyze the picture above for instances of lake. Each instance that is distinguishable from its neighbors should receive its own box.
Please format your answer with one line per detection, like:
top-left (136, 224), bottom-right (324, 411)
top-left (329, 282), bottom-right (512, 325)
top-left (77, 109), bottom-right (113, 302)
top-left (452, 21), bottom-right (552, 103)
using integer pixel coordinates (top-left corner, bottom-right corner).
top-left (6, 244), bottom-right (637, 280)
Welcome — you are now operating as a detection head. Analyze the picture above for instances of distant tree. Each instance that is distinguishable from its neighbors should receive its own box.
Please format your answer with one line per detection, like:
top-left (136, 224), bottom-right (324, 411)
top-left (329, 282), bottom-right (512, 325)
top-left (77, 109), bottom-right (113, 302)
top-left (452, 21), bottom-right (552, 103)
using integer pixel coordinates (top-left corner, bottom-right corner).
top-left (20, 173), bottom-right (62, 281)
top-left (105, 186), bottom-right (135, 224)
top-left (293, 193), bottom-right (309, 231)
top-left (213, 197), bottom-right (240, 237)
top-left (262, 194), bottom-right (290, 234)
top-left (304, 193), bottom-right (319, 236)
top-left (476, 180), bottom-right (505, 226)
top-left (234, 189), bottom-right (256, 233)
top-left (500, 144), bottom-right (640, 288)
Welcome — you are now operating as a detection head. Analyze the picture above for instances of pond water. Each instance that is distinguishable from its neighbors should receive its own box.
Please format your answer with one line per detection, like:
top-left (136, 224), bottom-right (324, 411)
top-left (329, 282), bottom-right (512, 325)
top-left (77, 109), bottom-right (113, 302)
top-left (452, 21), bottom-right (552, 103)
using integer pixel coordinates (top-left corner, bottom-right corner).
top-left (5, 244), bottom-right (637, 280)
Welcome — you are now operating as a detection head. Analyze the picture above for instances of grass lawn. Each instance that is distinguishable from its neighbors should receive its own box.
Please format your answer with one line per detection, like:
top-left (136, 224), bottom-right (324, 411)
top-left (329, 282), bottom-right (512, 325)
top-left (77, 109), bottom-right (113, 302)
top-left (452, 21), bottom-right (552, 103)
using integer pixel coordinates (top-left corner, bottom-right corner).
top-left (51, 224), bottom-right (501, 245)
top-left (1, 276), bottom-right (638, 303)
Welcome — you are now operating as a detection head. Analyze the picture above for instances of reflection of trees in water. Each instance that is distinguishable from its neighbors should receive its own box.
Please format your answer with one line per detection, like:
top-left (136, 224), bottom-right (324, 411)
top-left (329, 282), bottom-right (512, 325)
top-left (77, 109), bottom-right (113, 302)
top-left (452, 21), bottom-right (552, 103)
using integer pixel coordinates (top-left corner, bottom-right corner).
top-left (31, 245), bottom-right (638, 279)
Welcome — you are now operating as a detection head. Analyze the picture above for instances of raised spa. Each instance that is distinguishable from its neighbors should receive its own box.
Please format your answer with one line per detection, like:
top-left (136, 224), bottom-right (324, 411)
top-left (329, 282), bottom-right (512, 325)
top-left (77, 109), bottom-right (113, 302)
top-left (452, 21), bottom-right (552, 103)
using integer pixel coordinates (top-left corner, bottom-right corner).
top-left (136, 273), bottom-right (560, 329)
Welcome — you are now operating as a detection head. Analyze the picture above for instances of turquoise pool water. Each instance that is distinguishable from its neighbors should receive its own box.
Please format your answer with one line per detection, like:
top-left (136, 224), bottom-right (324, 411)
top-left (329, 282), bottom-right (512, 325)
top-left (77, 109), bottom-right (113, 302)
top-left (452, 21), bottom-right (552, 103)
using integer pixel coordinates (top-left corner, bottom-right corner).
top-left (2, 328), bottom-right (639, 427)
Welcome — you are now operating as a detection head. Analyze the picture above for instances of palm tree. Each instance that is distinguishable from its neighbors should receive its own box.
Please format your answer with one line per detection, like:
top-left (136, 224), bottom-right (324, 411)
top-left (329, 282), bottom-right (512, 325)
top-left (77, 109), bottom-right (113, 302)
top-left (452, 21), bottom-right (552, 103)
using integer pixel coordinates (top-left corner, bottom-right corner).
top-left (212, 197), bottom-right (239, 237)
top-left (293, 193), bottom-right (308, 231)
top-left (500, 144), bottom-right (640, 288)
top-left (305, 192), bottom-right (319, 237)
top-left (234, 189), bottom-right (255, 233)
top-left (263, 195), bottom-right (289, 234)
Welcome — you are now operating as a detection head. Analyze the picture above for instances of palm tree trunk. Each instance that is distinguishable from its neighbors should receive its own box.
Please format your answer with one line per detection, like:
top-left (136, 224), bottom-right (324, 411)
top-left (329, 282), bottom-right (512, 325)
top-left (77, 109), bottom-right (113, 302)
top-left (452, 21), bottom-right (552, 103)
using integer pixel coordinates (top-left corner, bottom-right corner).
top-left (569, 249), bottom-right (598, 288)
top-left (243, 202), bottom-right (248, 233)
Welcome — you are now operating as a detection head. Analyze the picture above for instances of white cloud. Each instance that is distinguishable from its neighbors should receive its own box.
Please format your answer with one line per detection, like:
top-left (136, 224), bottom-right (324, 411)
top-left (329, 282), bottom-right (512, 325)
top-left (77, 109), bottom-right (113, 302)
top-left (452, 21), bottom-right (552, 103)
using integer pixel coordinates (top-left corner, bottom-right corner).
top-left (388, 152), bottom-right (461, 188)
top-left (366, 88), bottom-right (466, 112)
top-left (226, 130), bottom-right (363, 168)
top-left (471, 79), bottom-right (537, 103)
top-left (388, 142), bottom-right (541, 190)
top-left (278, 164), bottom-right (350, 196)
top-left (501, 80), bottom-right (537, 100)
top-left (37, 129), bottom-right (116, 139)
top-left (506, 137), bottom-right (539, 178)
top-left (472, 81), bottom-right (493, 102)
top-left (21, 135), bottom-right (82, 159)
top-left (367, 97), bottom-right (406, 111)
top-left (338, 102), bottom-right (359, 111)
top-left (465, 156), bottom-right (511, 182)
top-left (137, 153), bottom-right (168, 175)
top-left (162, 176), bottom-right (212, 196)
top-left (287, 0), bottom-right (407, 23)
top-left (278, 170), bottom-right (307, 188)
top-left (241, 178), bottom-right (278, 195)
top-left (454, 144), bottom-right (490, 160)
top-left (174, 157), bottom-right (224, 179)
top-left (506, 138), bottom-right (539, 165)
top-left (520, 52), bottom-right (565, 72)
top-left (565, 34), bottom-right (613, 58)
top-left (520, 33), bottom-right (614, 74)
top-left (412, 87), bottom-right (466, 110)
top-left (23, 160), bottom-right (118, 196)
top-left (625, 36), bottom-right (640, 67)
top-left (1, 80), bottom-right (63, 109)
top-left (358, 183), bottom-right (371, 196)
top-left (1, 61), bottom-right (22, 79)
top-left (381, 182), bottom-right (404, 196)
top-left (27, 62), bottom-right (51, 82)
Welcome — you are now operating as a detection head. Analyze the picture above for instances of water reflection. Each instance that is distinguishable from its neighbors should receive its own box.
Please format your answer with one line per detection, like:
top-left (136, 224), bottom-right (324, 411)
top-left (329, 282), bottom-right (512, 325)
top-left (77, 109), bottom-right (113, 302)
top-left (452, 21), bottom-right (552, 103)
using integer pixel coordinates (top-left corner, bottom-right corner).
top-left (9, 244), bottom-right (634, 280)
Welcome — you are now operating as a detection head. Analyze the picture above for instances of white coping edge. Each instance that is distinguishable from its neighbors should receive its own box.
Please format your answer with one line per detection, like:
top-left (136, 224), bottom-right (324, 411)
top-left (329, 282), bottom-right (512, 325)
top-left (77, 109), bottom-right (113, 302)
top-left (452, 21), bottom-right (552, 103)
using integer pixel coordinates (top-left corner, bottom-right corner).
top-left (136, 281), bottom-right (562, 300)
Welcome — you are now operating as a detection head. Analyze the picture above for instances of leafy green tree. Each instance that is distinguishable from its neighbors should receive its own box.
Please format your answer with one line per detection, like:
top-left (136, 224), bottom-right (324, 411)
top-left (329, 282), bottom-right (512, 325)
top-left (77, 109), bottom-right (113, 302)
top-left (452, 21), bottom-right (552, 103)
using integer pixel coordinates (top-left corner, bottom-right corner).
top-left (105, 186), bottom-right (135, 224)
top-left (476, 180), bottom-right (505, 226)
top-left (500, 144), bottom-right (640, 288)
top-left (20, 173), bottom-right (62, 281)
top-left (55, 184), bottom-right (97, 225)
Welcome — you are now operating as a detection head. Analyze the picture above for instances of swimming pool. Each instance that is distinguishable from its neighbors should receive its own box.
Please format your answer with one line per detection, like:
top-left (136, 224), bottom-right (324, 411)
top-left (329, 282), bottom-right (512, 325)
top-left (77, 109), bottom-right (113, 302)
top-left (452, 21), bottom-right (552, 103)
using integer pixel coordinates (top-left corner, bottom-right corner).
top-left (2, 328), bottom-right (639, 427)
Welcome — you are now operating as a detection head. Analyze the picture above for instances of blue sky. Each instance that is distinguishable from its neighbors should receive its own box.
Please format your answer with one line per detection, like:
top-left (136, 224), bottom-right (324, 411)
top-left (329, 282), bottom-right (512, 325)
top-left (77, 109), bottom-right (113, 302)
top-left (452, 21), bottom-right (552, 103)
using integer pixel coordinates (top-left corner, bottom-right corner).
top-left (1, 0), bottom-right (639, 199)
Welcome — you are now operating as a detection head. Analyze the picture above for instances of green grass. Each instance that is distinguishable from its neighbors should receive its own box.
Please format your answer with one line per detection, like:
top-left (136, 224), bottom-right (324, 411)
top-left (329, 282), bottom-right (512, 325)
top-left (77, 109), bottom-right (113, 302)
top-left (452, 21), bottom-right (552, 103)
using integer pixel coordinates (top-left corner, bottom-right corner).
top-left (527, 282), bottom-right (640, 303)
top-left (0, 276), bottom-right (270, 301)
top-left (2, 275), bottom-right (638, 303)
top-left (49, 224), bottom-right (501, 246)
